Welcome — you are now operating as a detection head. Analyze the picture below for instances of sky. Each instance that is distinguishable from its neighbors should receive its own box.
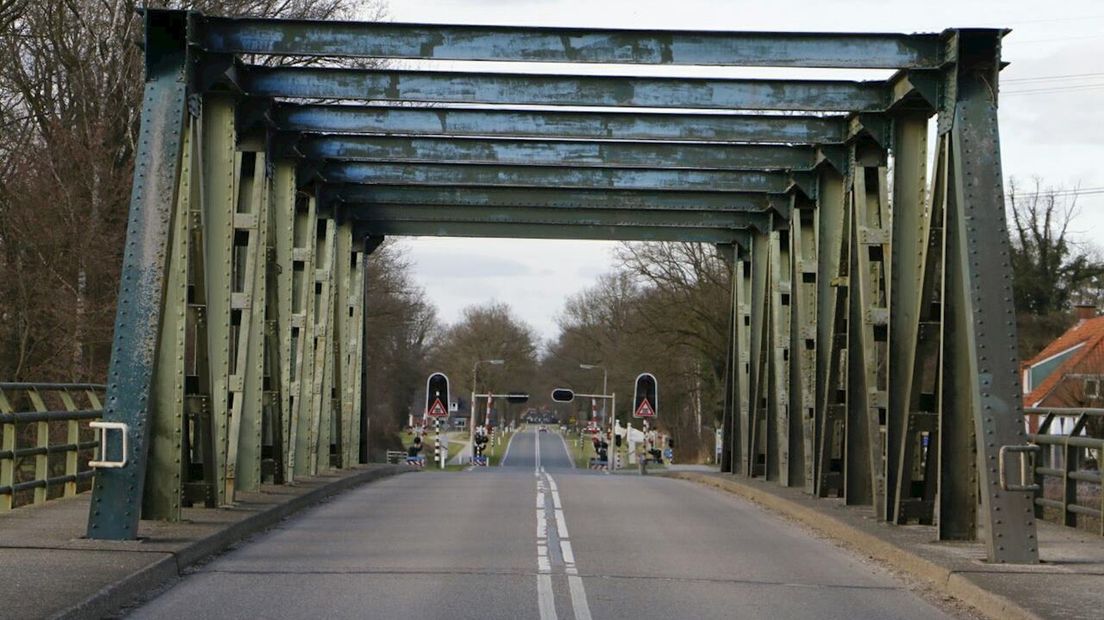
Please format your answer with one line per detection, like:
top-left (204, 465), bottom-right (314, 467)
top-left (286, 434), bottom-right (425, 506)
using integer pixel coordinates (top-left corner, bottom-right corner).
top-left (365, 0), bottom-right (1104, 342)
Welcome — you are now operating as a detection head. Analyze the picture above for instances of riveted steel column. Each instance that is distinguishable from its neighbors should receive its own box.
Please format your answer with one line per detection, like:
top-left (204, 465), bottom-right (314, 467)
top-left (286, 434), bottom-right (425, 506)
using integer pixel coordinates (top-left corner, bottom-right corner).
top-left (309, 214), bottom-right (337, 474)
top-left (815, 169), bottom-right (848, 497)
top-left (943, 30), bottom-right (1037, 563)
top-left (347, 248), bottom-right (366, 466)
top-left (271, 161), bottom-right (296, 483)
top-left (142, 116), bottom-right (193, 521)
top-left (717, 243), bottom-right (738, 474)
top-left (341, 240), bottom-right (365, 467)
top-left (889, 114), bottom-right (941, 524)
top-left (200, 95), bottom-right (237, 505)
top-left (333, 220), bottom-right (352, 467)
top-left (292, 196), bottom-right (318, 478)
top-left (87, 10), bottom-right (188, 539)
top-left (845, 143), bottom-right (890, 513)
top-left (233, 152), bottom-right (271, 494)
top-left (790, 197), bottom-right (818, 492)
top-left (737, 258), bottom-right (752, 477)
top-left (769, 226), bottom-right (793, 484)
top-left (747, 230), bottom-right (771, 477)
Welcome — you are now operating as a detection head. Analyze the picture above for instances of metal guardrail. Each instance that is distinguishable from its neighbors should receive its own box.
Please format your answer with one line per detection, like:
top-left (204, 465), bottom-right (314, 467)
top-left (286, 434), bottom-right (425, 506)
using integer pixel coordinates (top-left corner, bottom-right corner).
top-left (0, 383), bottom-right (105, 511)
top-left (1023, 407), bottom-right (1103, 536)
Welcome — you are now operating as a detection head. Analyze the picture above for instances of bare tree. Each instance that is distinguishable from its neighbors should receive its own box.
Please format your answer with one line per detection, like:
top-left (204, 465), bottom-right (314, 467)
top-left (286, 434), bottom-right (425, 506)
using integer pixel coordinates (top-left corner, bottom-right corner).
top-left (0, 0), bottom-right (387, 380)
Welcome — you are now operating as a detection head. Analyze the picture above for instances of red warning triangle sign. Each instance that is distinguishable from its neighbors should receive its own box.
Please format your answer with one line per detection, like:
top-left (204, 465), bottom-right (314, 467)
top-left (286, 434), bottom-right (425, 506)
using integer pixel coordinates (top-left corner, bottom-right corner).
top-left (634, 398), bottom-right (656, 418)
top-left (428, 398), bottom-right (448, 417)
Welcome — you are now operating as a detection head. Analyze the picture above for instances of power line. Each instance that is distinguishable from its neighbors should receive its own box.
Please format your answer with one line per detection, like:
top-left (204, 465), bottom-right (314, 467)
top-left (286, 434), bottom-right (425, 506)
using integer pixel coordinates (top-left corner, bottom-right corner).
top-left (1002, 84), bottom-right (1104, 96)
top-left (1004, 72), bottom-right (1104, 83)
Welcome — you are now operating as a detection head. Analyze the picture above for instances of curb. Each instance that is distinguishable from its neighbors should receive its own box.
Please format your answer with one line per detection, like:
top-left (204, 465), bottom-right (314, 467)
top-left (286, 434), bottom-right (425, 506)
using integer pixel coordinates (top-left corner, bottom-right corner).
top-left (661, 471), bottom-right (1043, 620)
top-left (53, 465), bottom-right (412, 620)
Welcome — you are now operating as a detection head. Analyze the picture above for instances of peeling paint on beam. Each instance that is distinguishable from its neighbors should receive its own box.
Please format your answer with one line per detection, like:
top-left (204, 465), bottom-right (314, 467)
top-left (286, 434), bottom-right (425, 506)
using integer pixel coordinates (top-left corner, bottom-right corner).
top-left (320, 162), bottom-right (791, 192)
top-left (351, 220), bottom-right (753, 244)
top-left (244, 67), bottom-right (888, 112)
top-left (287, 135), bottom-right (816, 170)
top-left (272, 104), bottom-right (847, 144)
top-left (196, 16), bottom-right (943, 69)
top-left (327, 184), bottom-right (779, 212)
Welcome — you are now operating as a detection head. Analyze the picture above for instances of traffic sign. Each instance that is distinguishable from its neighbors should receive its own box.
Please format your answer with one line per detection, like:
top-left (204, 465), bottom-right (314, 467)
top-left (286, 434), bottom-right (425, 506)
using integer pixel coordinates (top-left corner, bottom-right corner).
top-left (425, 372), bottom-right (450, 417)
top-left (428, 399), bottom-right (447, 417)
top-left (506, 392), bottom-right (530, 404)
top-left (632, 373), bottom-right (658, 419)
top-left (551, 388), bottom-right (575, 403)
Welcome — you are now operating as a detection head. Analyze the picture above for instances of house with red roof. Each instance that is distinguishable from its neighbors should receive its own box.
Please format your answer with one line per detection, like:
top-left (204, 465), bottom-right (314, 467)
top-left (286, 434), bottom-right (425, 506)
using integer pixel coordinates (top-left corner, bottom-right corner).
top-left (1021, 305), bottom-right (1104, 433)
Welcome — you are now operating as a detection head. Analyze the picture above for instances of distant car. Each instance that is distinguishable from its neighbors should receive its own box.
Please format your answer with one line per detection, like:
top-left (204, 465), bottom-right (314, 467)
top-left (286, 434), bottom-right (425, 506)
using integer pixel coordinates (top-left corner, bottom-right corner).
top-left (538, 426), bottom-right (547, 432)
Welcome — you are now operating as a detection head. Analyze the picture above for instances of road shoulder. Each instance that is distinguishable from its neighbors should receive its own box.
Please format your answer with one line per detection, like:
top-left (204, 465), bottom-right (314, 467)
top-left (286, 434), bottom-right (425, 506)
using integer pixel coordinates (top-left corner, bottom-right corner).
top-left (664, 471), bottom-right (1104, 620)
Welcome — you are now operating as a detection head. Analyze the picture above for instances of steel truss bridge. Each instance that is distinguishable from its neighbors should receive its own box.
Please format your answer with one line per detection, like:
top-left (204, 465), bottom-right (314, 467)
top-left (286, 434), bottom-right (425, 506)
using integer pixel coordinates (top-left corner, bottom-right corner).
top-left (83, 9), bottom-right (1038, 563)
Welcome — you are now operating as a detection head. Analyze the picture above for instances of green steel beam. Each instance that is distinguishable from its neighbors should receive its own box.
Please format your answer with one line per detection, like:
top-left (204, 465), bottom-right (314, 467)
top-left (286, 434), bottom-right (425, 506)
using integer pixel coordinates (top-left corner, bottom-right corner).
top-left (87, 9), bottom-right (189, 540)
top-left (284, 135), bottom-right (817, 171)
top-left (271, 103), bottom-right (847, 144)
top-left (328, 184), bottom-right (780, 213)
top-left (196, 15), bottom-right (943, 69)
top-left (143, 113), bottom-right (193, 522)
top-left (343, 204), bottom-right (768, 230)
top-left (243, 66), bottom-right (889, 112)
top-left (319, 162), bottom-right (791, 193)
top-left (943, 30), bottom-right (1037, 563)
top-left (352, 220), bottom-right (751, 245)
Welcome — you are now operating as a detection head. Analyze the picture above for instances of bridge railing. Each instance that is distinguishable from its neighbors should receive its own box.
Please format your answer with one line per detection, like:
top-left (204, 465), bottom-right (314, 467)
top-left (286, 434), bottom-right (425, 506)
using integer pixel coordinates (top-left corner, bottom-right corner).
top-left (1024, 407), bottom-right (1103, 536)
top-left (0, 383), bottom-right (105, 511)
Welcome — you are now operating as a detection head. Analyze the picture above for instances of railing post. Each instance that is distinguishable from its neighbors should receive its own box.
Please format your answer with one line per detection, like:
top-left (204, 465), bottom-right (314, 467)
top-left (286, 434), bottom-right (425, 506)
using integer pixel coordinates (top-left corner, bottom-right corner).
top-left (0, 389), bottom-right (14, 511)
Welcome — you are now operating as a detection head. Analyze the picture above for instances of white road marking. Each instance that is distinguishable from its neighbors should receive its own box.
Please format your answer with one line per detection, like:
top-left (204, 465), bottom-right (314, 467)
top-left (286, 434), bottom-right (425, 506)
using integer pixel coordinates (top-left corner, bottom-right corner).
top-left (542, 470), bottom-right (593, 620)
top-left (568, 576), bottom-right (594, 620)
top-left (500, 431), bottom-right (517, 466)
top-left (537, 574), bottom-right (557, 620)
top-left (560, 540), bottom-right (575, 564)
top-left (535, 432), bottom-right (542, 473)
top-left (535, 453), bottom-right (557, 620)
top-left (554, 509), bottom-right (569, 539)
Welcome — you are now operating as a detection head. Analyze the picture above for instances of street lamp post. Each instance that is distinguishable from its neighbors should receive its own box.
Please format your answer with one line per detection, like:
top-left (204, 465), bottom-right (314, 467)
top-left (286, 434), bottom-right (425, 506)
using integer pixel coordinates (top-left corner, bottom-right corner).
top-left (579, 363), bottom-right (607, 420)
top-left (471, 359), bottom-right (505, 463)
top-left (582, 363), bottom-right (618, 471)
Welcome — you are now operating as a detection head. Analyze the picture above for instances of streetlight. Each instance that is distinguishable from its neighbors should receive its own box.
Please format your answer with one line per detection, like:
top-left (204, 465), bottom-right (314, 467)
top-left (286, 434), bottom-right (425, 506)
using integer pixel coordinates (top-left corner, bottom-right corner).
top-left (471, 359), bottom-right (505, 463)
top-left (579, 363), bottom-right (608, 420)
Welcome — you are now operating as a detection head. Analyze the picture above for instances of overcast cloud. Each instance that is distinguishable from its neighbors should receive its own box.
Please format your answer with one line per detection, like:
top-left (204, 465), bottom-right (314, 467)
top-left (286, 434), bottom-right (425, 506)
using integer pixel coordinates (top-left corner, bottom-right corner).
top-left (372, 0), bottom-right (1104, 341)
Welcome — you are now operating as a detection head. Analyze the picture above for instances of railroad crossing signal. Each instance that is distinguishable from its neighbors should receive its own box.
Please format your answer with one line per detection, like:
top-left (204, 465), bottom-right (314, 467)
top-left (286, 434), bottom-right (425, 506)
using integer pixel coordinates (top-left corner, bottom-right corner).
top-left (551, 388), bottom-right (575, 403)
top-left (633, 373), bottom-right (658, 419)
top-left (426, 372), bottom-right (450, 418)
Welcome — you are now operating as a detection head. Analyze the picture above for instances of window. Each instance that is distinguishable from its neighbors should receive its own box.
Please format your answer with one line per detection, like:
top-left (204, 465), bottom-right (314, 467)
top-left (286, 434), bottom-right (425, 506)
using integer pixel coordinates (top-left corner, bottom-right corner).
top-left (1084, 378), bottom-right (1100, 399)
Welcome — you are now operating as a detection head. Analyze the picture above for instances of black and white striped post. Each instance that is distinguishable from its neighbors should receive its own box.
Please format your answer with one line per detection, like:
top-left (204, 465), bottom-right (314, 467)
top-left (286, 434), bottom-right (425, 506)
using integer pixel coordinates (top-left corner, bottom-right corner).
top-left (434, 417), bottom-right (442, 469)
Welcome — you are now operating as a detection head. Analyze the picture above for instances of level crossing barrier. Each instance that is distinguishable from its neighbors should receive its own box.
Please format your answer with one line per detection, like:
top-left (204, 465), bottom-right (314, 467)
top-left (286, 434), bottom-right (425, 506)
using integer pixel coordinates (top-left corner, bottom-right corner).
top-left (0, 383), bottom-right (105, 511)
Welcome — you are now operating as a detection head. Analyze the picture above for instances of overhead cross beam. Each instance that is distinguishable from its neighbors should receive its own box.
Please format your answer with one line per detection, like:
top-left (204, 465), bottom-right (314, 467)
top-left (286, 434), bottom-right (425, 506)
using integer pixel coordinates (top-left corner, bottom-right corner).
top-left (243, 66), bottom-right (890, 111)
top-left (317, 162), bottom-right (793, 192)
top-left (324, 184), bottom-right (781, 213)
top-left (279, 135), bottom-right (818, 171)
top-left (194, 16), bottom-right (944, 69)
top-left (268, 104), bottom-right (849, 144)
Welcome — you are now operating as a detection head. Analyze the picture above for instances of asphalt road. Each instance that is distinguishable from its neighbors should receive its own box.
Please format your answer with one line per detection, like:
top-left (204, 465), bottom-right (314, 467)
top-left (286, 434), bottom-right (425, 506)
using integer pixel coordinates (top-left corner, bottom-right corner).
top-left (127, 430), bottom-right (954, 619)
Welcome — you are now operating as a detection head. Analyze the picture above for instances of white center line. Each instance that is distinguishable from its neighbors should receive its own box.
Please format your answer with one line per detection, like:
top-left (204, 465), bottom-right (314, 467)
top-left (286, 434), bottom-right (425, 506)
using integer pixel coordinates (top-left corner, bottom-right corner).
top-left (542, 470), bottom-right (593, 620)
top-left (535, 432), bottom-right (557, 620)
